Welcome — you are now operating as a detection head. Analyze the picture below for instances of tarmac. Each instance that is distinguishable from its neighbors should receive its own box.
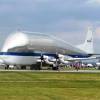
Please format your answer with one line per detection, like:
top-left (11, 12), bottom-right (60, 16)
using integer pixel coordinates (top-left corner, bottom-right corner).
top-left (0, 69), bottom-right (100, 73)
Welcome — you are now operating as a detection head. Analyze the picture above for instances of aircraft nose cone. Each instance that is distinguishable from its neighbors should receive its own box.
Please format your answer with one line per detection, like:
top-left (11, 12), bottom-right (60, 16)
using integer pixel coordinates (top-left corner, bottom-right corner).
top-left (2, 32), bottom-right (29, 52)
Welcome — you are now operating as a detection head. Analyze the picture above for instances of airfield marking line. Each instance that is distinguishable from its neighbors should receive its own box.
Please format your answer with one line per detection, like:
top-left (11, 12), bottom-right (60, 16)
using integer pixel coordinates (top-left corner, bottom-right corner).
top-left (0, 81), bottom-right (50, 83)
top-left (0, 70), bottom-right (100, 73)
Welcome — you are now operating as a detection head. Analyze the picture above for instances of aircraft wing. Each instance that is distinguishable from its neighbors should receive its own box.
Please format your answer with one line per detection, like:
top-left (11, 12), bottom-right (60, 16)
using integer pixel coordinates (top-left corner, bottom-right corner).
top-left (65, 56), bottom-right (97, 61)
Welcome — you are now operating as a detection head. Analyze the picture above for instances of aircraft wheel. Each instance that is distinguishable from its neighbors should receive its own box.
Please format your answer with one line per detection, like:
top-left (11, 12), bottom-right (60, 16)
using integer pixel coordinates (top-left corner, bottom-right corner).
top-left (21, 65), bottom-right (26, 70)
top-left (5, 65), bottom-right (9, 70)
top-left (30, 64), bottom-right (41, 70)
top-left (52, 65), bottom-right (59, 70)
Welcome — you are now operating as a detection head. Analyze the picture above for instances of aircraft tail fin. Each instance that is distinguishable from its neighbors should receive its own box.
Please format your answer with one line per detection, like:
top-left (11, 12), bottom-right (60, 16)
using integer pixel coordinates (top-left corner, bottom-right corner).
top-left (76, 27), bottom-right (94, 54)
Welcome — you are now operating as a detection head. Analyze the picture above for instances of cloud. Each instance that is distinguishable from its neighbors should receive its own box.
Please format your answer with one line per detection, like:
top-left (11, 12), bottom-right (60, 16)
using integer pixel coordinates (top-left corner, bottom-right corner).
top-left (86, 0), bottom-right (100, 5)
top-left (0, 0), bottom-right (98, 33)
top-left (87, 0), bottom-right (100, 4)
top-left (95, 27), bottom-right (100, 38)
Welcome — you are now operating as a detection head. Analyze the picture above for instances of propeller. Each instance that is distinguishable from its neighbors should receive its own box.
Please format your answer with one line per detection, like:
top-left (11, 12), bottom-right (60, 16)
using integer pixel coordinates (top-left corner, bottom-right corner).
top-left (53, 53), bottom-right (60, 70)
top-left (40, 52), bottom-right (44, 69)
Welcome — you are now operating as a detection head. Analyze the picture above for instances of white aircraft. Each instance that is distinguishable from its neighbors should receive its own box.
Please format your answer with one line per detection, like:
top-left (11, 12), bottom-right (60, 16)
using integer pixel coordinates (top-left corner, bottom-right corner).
top-left (0, 28), bottom-right (97, 69)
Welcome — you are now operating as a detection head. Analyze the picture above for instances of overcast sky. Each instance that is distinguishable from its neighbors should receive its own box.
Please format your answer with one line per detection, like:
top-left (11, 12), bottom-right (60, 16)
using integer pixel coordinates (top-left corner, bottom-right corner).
top-left (0, 0), bottom-right (100, 53)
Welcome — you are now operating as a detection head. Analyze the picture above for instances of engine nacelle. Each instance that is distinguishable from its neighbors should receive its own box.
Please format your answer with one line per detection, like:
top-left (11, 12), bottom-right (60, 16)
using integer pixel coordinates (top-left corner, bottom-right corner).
top-left (43, 55), bottom-right (54, 65)
top-left (58, 54), bottom-right (69, 65)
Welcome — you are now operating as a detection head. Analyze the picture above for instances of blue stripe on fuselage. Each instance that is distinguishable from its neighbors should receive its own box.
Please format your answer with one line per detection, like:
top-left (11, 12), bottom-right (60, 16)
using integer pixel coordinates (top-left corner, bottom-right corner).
top-left (0, 52), bottom-right (91, 58)
top-left (67, 54), bottom-right (92, 58)
top-left (0, 52), bottom-right (57, 57)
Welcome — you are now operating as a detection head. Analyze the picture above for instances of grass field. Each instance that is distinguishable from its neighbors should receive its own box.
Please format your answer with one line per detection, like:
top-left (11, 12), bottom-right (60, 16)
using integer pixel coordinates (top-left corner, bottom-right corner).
top-left (0, 72), bottom-right (100, 100)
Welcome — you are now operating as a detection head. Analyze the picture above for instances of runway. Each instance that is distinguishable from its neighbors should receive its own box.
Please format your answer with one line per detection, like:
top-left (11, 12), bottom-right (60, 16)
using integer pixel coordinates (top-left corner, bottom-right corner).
top-left (0, 69), bottom-right (100, 73)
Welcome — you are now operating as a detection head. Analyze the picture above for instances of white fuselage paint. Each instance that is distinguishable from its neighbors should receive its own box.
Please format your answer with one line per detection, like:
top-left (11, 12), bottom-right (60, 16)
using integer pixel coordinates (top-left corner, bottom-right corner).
top-left (0, 55), bottom-right (38, 65)
top-left (0, 32), bottom-right (88, 65)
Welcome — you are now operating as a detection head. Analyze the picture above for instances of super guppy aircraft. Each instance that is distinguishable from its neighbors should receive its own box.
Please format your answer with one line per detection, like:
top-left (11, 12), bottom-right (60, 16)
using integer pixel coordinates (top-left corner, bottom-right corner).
top-left (0, 28), bottom-right (95, 69)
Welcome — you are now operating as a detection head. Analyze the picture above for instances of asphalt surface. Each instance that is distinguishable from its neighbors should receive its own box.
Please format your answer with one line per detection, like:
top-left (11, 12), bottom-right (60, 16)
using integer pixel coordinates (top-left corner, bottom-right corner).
top-left (0, 69), bottom-right (100, 73)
